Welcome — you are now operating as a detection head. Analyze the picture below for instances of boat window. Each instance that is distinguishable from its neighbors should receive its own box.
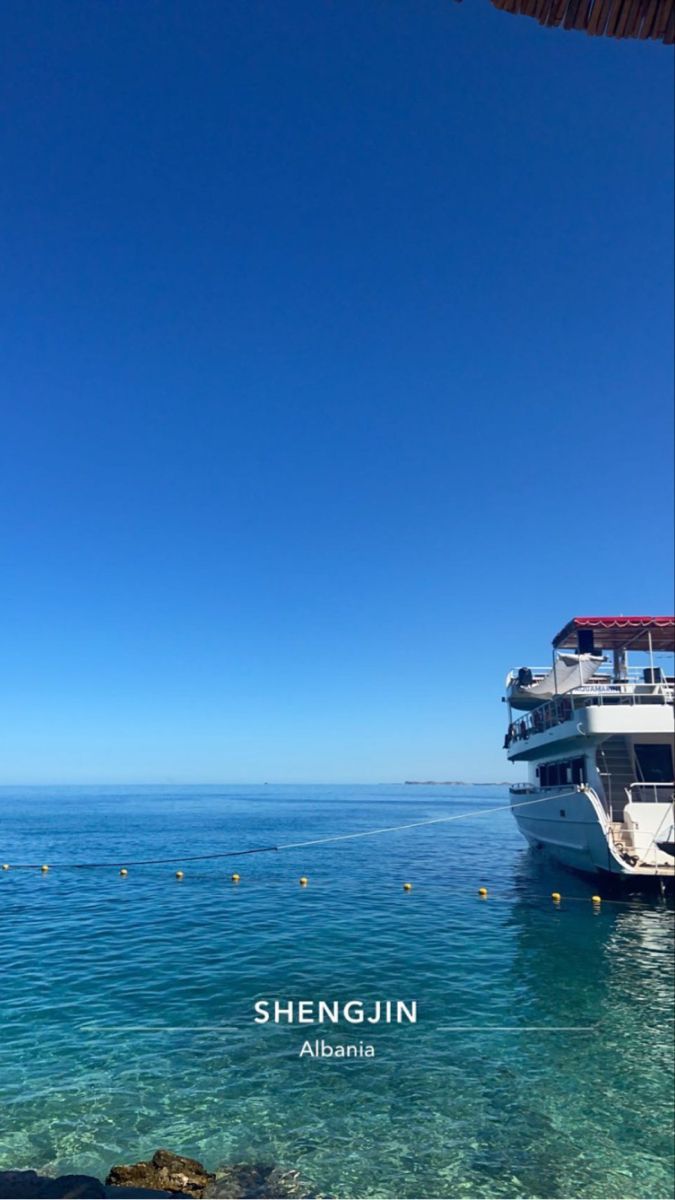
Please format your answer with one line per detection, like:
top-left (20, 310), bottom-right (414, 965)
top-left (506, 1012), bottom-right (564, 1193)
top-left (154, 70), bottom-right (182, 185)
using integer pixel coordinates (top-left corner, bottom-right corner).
top-left (538, 758), bottom-right (586, 787)
top-left (634, 743), bottom-right (674, 783)
top-left (571, 757), bottom-right (586, 784)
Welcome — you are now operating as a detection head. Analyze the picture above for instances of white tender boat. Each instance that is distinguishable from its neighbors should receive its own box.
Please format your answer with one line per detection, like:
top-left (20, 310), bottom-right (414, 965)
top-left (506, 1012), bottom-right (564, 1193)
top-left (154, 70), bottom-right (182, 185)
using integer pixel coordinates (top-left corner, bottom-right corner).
top-left (504, 616), bottom-right (675, 883)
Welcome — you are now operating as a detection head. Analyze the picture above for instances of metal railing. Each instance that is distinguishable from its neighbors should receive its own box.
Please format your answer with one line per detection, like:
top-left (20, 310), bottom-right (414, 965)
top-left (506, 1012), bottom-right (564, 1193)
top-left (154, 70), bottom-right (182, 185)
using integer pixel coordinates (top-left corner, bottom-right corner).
top-left (505, 697), bottom-right (574, 746)
top-left (505, 685), bottom-right (673, 747)
top-left (572, 680), bottom-right (673, 702)
top-left (625, 782), bottom-right (675, 805)
top-left (507, 664), bottom-right (673, 689)
top-left (506, 667), bottom-right (648, 686)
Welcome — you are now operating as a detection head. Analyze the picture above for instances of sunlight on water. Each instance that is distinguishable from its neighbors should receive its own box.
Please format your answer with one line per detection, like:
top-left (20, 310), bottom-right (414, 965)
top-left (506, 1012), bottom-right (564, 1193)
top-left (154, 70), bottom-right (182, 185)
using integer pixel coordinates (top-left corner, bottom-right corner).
top-left (1, 786), bottom-right (673, 1198)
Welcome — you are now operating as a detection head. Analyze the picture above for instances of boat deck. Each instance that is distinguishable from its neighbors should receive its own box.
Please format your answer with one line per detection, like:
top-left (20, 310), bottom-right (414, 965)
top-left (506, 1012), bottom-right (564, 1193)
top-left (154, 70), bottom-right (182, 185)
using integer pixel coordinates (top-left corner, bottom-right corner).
top-left (625, 863), bottom-right (674, 877)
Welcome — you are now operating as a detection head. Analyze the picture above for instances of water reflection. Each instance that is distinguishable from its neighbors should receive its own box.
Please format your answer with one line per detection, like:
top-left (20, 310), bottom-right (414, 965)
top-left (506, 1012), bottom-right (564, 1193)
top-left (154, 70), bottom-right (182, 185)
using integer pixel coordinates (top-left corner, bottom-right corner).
top-left (480, 848), bottom-right (675, 1199)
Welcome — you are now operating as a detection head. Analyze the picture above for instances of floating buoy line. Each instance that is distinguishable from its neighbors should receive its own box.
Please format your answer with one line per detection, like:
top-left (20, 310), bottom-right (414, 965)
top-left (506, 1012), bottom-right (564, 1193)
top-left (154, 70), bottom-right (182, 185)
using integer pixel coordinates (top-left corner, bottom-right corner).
top-left (1, 792), bottom-right (672, 908)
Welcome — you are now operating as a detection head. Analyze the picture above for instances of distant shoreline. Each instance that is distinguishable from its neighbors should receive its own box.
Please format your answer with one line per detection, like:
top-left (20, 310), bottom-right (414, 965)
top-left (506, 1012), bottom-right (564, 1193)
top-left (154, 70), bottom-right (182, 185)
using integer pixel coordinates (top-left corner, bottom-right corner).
top-left (404, 781), bottom-right (511, 786)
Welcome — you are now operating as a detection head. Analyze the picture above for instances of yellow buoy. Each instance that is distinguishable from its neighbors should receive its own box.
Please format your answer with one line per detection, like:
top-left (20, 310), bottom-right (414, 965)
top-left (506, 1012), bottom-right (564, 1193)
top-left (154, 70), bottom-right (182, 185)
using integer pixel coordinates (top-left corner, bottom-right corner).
top-left (299, 876), bottom-right (308, 886)
top-left (119, 868), bottom-right (128, 876)
top-left (551, 892), bottom-right (561, 902)
top-left (175, 870), bottom-right (184, 880)
top-left (403, 882), bottom-right (413, 891)
top-left (231, 873), bottom-right (240, 883)
top-left (478, 886), bottom-right (488, 897)
top-left (41, 864), bottom-right (49, 873)
top-left (591, 894), bottom-right (602, 904)
top-left (1, 864), bottom-right (9, 871)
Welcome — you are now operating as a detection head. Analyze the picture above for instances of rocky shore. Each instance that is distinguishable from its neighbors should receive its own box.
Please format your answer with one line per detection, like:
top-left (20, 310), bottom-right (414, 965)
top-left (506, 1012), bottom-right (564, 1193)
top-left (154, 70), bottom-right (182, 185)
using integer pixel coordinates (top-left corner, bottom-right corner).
top-left (0, 1149), bottom-right (314, 1199)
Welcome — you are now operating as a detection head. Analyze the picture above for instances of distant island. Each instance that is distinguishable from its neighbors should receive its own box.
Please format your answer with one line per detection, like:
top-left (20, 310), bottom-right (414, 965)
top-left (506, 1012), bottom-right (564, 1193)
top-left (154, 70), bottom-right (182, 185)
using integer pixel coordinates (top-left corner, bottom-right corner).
top-left (404, 780), bottom-right (512, 786)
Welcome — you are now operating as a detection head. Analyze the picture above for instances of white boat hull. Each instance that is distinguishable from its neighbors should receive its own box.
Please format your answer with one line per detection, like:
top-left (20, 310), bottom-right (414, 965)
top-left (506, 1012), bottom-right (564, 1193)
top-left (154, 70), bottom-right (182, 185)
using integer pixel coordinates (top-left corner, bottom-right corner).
top-left (510, 787), bottom-right (674, 879)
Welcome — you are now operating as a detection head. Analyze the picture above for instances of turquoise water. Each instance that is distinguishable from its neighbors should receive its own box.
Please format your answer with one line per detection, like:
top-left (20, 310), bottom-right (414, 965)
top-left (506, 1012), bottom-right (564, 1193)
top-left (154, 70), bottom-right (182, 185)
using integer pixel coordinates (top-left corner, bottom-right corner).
top-left (1, 785), bottom-right (673, 1199)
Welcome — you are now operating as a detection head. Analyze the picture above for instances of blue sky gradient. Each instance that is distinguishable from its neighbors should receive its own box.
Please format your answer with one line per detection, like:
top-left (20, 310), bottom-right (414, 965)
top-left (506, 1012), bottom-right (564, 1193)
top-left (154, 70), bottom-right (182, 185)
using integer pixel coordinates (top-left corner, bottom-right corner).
top-left (1, 1), bottom-right (673, 782)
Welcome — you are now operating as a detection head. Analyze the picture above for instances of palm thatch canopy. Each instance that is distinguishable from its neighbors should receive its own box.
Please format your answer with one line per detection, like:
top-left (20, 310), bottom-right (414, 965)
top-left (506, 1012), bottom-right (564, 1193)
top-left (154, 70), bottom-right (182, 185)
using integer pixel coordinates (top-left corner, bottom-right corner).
top-left (488, 0), bottom-right (674, 42)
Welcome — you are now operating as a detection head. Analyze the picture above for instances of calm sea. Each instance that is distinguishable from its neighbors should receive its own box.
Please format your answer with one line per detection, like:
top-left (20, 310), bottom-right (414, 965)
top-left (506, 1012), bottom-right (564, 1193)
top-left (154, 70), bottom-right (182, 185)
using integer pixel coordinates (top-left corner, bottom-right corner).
top-left (1, 785), bottom-right (673, 1199)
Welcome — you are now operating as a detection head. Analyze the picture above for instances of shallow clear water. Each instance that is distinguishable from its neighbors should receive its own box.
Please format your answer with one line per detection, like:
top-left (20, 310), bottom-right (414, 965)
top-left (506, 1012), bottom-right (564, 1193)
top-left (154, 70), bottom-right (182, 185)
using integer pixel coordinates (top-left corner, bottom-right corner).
top-left (1, 785), bottom-right (673, 1199)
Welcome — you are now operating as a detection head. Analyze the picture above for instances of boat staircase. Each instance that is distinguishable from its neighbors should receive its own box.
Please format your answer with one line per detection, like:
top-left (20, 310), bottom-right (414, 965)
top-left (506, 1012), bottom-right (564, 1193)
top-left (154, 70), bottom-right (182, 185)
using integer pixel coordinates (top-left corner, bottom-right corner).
top-left (598, 737), bottom-right (635, 822)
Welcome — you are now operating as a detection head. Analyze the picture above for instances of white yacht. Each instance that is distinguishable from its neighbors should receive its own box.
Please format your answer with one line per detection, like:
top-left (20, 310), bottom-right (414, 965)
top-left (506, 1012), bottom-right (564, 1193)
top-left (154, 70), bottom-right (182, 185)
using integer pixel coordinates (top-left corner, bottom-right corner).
top-left (504, 616), bottom-right (675, 883)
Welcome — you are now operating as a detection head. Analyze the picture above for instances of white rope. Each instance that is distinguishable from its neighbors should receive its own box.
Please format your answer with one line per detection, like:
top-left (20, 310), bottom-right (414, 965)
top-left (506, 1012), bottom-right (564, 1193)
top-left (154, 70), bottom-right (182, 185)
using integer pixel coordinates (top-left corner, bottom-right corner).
top-left (277, 791), bottom-right (577, 852)
top-left (5, 790), bottom-right (582, 869)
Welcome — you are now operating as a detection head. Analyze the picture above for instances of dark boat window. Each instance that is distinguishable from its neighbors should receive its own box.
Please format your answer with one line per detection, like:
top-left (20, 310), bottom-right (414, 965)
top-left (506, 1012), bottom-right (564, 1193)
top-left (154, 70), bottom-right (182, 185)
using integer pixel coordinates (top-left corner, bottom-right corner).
top-left (634, 743), bottom-right (674, 783)
top-left (539, 758), bottom-right (586, 787)
top-left (571, 758), bottom-right (586, 784)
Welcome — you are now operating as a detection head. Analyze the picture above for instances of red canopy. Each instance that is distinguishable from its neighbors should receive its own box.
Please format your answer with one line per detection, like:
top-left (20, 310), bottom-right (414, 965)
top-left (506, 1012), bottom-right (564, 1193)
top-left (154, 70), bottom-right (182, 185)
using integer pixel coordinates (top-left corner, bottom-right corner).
top-left (553, 616), bottom-right (675, 652)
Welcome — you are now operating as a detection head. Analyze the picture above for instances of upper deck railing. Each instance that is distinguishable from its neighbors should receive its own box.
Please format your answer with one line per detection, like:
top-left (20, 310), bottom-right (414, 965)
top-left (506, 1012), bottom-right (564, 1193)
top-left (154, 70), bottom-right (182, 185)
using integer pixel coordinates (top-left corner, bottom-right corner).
top-left (504, 676), bottom-right (674, 748)
top-left (506, 665), bottom-right (663, 688)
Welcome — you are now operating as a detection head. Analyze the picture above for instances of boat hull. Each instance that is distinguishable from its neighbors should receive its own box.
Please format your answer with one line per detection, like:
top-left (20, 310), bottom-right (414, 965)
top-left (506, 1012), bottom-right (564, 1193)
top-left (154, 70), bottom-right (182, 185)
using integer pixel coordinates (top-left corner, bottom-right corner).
top-left (510, 787), bottom-right (674, 881)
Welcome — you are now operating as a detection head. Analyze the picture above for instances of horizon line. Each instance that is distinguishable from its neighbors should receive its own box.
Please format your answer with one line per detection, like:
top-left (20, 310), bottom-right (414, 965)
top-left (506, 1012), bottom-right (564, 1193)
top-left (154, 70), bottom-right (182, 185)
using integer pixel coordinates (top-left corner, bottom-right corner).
top-left (0, 779), bottom-right (514, 788)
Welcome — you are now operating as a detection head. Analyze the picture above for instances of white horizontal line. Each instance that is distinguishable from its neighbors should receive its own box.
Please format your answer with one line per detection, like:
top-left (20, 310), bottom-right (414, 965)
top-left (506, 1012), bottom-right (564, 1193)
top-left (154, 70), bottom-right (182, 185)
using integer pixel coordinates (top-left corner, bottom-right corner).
top-left (78, 1025), bottom-right (240, 1033)
top-left (436, 1025), bottom-right (597, 1032)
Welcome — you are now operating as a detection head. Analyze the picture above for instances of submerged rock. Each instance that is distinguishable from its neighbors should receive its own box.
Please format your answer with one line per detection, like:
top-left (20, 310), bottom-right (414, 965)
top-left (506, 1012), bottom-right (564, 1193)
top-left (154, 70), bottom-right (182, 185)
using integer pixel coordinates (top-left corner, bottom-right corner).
top-left (106, 1149), bottom-right (215, 1198)
top-left (39, 1178), bottom-right (107, 1199)
top-left (0, 1172), bottom-right (106, 1198)
top-left (0, 1153), bottom-right (313, 1200)
top-left (209, 1163), bottom-right (313, 1198)
top-left (0, 1172), bottom-right (43, 1198)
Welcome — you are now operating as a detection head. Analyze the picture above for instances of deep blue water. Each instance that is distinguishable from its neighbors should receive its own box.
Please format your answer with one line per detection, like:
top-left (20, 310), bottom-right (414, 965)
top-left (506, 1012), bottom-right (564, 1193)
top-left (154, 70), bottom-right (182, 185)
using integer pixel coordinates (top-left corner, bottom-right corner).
top-left (1, 785), bottom-right (673, 1199)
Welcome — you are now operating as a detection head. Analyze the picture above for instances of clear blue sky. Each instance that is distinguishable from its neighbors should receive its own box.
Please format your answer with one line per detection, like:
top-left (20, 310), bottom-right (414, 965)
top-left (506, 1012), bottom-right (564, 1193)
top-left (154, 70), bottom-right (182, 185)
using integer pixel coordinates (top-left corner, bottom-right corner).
top-left (1, 1), bottom-right (673, 784)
